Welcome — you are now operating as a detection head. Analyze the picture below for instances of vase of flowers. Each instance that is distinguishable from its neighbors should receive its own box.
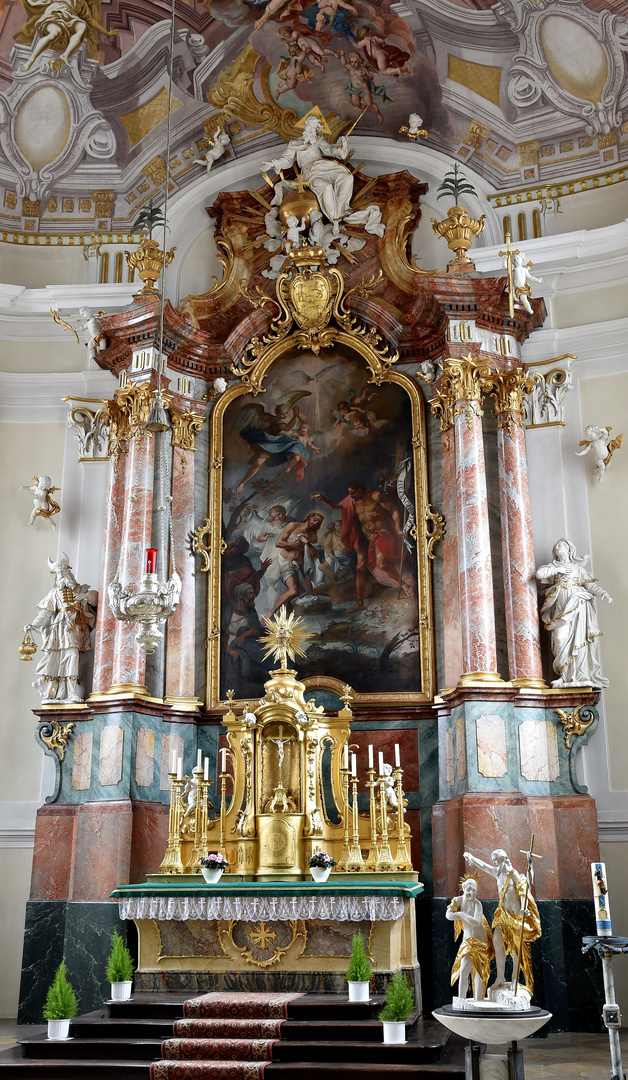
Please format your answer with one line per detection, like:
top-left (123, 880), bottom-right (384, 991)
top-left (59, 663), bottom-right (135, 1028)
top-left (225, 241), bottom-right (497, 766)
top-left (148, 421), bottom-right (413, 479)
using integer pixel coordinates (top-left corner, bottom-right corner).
top-left (309, 850), bottom-right (336, 883)
top-left (380, 969), bottom-right (414, 1044)
top-left (106, 930), bottom-right (134, 1001)
top-left (43, 960), bottom-right (78, 1040)
top-left (200, 853), bottom-right (229, 883)
top-left (346, 931), bottom-right (372, 1002)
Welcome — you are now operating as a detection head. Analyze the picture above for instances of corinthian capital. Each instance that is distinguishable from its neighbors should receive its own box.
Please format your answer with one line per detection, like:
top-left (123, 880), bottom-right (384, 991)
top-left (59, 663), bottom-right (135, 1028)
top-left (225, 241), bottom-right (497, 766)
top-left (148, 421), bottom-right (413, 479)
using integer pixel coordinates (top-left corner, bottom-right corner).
top-left (429, 354), bottom-right (493, 432)
top-left (170, 407), bottom-right (206, 451)
top-left (490, 368), bottom-right (534, 436)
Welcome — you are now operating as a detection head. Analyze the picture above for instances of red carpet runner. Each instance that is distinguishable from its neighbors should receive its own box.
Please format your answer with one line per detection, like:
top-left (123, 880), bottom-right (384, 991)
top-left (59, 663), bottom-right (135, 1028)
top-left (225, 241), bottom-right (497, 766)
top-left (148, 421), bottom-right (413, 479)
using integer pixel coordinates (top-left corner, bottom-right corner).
top-left (150, 991), bottom-right (304, 1079)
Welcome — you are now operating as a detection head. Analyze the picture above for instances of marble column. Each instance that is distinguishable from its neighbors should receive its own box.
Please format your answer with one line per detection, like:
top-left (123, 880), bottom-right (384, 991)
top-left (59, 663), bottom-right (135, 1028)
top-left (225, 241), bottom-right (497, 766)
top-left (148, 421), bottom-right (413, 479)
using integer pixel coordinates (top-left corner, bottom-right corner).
top-left (164, 408), bottom-right (205, 707)
top-left (109, 431), bottom-right (155, 693)
top-left (91, 452), bottom-right (127, 693)
top-left (493, 370), bottom-right (545, 687)
top-left (438, 357), bottom-right (500, 682)
top-left (441, 429), bottom-right (463, 687)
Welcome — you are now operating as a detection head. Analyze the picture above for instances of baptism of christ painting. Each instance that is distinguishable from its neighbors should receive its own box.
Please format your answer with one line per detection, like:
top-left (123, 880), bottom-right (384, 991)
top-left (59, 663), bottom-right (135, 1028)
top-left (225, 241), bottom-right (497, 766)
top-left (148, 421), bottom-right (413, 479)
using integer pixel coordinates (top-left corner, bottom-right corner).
top-left (218, 348), bottom-right (430, 701)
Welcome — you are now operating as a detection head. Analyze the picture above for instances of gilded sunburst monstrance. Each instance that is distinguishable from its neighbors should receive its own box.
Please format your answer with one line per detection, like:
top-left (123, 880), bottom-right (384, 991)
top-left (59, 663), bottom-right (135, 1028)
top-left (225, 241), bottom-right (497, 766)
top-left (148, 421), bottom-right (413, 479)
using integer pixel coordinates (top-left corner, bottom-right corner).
top-left (257, 605), bottom-right (312, 670)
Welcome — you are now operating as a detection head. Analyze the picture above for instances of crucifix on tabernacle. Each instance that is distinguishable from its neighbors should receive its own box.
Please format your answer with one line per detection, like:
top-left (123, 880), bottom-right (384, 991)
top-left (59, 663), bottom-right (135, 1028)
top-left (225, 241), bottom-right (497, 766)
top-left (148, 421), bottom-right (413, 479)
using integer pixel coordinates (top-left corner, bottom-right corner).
top-left (499, 232), bottom-right (520, 320)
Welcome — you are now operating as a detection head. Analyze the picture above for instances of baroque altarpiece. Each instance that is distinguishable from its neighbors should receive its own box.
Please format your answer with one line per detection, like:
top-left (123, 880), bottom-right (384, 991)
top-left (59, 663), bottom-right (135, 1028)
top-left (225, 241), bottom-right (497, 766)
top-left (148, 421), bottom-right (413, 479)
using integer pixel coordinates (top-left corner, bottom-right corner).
top-left (19, 152), bottom-right (603, 1030)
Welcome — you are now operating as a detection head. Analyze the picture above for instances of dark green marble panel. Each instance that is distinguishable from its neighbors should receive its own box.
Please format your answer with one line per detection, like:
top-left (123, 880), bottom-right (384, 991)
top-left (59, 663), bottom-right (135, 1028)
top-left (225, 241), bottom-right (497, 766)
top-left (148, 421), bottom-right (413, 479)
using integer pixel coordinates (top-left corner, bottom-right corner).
top-left (18, 901), bottom-right (130, 1024)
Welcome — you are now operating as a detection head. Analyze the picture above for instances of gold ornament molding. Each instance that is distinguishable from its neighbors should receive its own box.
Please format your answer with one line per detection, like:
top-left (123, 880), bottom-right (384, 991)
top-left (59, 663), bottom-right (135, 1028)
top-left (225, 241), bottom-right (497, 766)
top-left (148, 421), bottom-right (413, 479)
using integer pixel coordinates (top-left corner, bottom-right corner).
top-left (429, 355), bottom-right (494, 433)
top-left (124, 238), bottom-right (175, 293)
top-left (431, 205), bottom-right (485, 265)
top-left (192, 517), bottom-right (212, 573)
top-left (38, 719), bottom-right (75, 761)
top-left (555, 706), bottom-right (597, 749)
top-left (170, 407), bottom-right (205, 452)
top-left (489, 165), bottom-right (627, 208)
top-left (490, 368), bottom-right (534, 437)
top-left (425, 504), bottom-right (445, 560)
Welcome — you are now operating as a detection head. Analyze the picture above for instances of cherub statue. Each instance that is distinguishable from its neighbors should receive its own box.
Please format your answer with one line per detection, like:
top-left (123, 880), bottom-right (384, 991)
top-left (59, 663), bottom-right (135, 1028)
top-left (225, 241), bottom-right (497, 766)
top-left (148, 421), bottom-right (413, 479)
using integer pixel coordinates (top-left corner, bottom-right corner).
top-left (463, 848), bottom-right (541, 993)
top-left (446, 874), bottom-right (494, 1001)
top-left (382, 761), bottom-right (398, 809)
top-left (192, 126), bottom-right (231, 172)
top-left (536, 538), bottom-right (612, 687)
top-left (284, 214), bottom-right (307, 251)
top-left (505, 252), bottom-right (542, 315)
top-left (576, 424), bottom-right (623, 483)
top-left (78, 306), bottom-right (106, 364)
top-left (25, 553), bottom-right (98, 703)
top-left (399, 113), bottom-right (427, 140)
top-left (19, 475), bottom-right (60, 529)
top-left (308, 208), bottom-right (341, 262)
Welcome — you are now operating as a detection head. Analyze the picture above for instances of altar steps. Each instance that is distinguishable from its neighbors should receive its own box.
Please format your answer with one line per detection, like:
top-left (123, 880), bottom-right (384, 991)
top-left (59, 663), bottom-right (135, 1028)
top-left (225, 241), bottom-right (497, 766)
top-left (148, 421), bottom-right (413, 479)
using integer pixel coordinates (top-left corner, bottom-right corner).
top-left (0, 992), bottom-right (465, 1079)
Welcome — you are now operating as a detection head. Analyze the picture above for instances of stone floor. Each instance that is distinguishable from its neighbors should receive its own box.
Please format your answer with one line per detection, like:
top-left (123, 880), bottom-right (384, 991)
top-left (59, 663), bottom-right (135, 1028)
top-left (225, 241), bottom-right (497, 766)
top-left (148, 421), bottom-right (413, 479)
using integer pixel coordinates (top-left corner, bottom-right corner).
top-left (0, 1020), bottom-right (627, 1076)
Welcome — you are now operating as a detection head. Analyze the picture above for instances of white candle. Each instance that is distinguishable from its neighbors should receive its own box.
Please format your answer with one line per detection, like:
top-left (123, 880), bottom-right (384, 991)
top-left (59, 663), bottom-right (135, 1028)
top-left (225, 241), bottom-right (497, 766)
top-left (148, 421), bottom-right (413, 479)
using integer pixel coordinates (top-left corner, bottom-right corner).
top-left (197, 749), bottom-right (203, 769)
top-left (368, 744), bottom-right (374, 769)
top-left (351, 753), bottom-right (357, 777)
top-left (204, 757), bottom-right (209, 782)
top-left (378, 751), bottom-right (384, 775)
top-left (221, 747), bottom-right (227, 773)
top-left (170, 749), bottom-right (176, 775)
top-left (395, 743), bottom-right (400, 767)
top-left (176, 757), bottom-right (182, 781)
top-left (344, 744), bottom-right (349, 770)
top-left (591, 862), bottom-right (613, 937)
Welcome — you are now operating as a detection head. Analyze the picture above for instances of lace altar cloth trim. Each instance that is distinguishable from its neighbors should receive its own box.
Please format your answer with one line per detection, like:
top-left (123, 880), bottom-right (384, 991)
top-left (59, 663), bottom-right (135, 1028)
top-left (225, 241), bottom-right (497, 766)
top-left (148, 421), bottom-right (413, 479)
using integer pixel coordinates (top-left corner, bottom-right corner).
top-left (119, 894), bottom-right (405, 922)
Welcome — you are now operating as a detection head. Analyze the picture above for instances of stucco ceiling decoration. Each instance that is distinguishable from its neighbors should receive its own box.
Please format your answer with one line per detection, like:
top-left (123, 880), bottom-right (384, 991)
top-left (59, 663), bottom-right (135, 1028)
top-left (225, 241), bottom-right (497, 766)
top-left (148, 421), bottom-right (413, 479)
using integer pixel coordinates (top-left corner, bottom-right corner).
top-left (0, 0), bottom-right (625, 231)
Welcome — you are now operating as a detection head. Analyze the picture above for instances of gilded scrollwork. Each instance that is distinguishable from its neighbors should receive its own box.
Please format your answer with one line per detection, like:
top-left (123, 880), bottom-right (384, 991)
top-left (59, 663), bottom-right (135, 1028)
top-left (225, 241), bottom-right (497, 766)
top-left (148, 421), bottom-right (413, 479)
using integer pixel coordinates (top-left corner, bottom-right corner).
top-left (425, 504), bottom-right (445, 560)
top-left (37, 719), bottom-right (75, 761)
top-left (218, 917), bottom-right (307, 968)
top-left (192, 518), bottom-right (211, 573)
top-left (170, 408), bottom-right (205, 452)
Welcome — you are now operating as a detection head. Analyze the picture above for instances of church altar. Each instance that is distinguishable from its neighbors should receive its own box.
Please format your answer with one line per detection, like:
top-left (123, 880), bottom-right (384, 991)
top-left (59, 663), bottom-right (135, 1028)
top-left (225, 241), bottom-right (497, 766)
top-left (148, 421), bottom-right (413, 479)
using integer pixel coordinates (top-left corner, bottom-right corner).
top-left (111, 876), bottom-right (423, 997)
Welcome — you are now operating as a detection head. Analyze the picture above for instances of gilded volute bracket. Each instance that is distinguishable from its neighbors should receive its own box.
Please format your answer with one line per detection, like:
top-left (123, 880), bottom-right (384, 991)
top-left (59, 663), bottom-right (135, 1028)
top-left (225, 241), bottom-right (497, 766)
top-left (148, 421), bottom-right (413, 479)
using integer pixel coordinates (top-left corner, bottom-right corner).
top-left (231, 248), bottom-right (397, 394)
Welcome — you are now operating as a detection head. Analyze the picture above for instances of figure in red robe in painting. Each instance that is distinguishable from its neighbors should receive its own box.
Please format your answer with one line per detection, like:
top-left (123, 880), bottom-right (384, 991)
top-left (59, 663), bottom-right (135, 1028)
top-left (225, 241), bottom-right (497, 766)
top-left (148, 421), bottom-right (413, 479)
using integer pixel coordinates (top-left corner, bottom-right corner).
top-left (312, 480), bottom-right (414, 610)
top-left (221, 537), bottom-right (271, 603)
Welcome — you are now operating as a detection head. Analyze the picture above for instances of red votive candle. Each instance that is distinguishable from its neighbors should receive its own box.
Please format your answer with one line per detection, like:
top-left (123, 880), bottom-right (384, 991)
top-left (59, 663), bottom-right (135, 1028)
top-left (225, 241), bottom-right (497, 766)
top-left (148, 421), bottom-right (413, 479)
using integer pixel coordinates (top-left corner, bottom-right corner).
top-left (146, 548), bottom-right (158, 574)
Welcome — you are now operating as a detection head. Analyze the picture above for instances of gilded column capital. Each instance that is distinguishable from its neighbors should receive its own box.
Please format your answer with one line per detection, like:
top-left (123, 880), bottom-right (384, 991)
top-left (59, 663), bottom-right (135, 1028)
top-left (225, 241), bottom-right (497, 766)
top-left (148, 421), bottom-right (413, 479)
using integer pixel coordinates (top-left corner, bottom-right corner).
top-left (429, 355), bottom-right (493, 432)
top-left (103, 383), bottom-right (168, 457)
top-left (170, 407), bottom-right (206, 452)
top-left (489, 368), bottom-right (534, 437)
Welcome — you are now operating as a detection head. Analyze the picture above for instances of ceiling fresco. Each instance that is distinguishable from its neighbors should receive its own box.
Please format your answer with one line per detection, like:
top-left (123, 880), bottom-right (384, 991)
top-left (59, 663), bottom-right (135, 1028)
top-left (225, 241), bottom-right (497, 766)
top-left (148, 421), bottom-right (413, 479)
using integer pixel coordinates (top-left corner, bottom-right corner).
top-left (0, 0), bottom-right (626, 235)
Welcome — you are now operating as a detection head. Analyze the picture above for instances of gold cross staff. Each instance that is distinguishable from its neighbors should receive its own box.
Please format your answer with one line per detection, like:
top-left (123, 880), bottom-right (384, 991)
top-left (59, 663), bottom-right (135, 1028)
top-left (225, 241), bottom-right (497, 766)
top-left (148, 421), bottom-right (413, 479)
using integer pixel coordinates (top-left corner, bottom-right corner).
top-left (513, 833), bottom-right (542, 995)
top-left (499, 232), bottom-right (520, 320)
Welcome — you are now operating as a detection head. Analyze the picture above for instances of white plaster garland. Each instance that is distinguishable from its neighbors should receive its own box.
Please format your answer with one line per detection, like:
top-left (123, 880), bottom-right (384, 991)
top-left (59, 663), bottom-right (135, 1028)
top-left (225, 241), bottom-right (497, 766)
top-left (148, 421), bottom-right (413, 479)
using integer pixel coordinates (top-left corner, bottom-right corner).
top-left (118, 894), bottom-right (405, 922)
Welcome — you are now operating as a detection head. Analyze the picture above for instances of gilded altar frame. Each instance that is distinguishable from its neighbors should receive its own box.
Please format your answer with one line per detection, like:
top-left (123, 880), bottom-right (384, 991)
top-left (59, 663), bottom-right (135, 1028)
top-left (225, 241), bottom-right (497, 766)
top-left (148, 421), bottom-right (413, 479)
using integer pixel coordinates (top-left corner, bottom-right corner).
top-left (205, 330), bottom-right (435, 711)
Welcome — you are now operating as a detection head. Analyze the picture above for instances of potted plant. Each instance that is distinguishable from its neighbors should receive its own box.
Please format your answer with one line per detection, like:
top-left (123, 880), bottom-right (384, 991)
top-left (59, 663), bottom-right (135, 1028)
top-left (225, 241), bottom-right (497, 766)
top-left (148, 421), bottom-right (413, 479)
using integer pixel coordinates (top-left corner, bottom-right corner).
top-left (308, 849), bottom-right (336, 883)
top-left (379, 969), bottom-right (414, 1044)
top-left (106, 930), bottom-right (135, 1001)
top-left (431, 163), bottom-right (485, 265)
top-left (200, 852), bottom-right (229, 883)
top-left (125, 199), bottom-right (175, 292)
top-left (346, 931), bottom-right (372, 1002)
top-left (43, 959), bottom-right (78, 1040)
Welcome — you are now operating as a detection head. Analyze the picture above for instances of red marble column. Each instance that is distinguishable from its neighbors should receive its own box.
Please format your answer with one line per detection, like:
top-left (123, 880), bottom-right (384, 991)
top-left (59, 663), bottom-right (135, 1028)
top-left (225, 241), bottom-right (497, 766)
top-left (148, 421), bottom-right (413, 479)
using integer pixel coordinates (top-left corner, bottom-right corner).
top-left (454, 403), bottom-right (499, 679)
top-left (441, 431), bottom-right (463, 687)
top-left (495, 396), bottom-right (545, 687)
top-left (164, 444), bottom-right (200, 707)
top-left (109, 431), bottom-right (155, 692)
top-left (91, 453), bottom-right (127, 693)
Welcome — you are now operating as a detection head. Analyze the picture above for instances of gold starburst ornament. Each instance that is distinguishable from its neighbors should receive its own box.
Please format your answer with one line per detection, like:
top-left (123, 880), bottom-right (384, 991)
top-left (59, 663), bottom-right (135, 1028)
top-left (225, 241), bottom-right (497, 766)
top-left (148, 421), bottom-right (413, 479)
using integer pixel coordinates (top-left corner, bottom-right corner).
top-left (258, 605), bottom-right (312, 670)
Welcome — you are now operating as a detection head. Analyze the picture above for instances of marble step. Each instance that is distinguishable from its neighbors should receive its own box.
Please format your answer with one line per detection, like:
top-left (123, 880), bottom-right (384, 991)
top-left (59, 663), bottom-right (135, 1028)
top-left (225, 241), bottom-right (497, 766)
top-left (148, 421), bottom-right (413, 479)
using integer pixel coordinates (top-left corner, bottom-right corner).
top-left (0, 1048), bottom-right (150, 1079)
top-left (18, 1037), bottom-right (162, 1061)
top-left (286, 995), bottom-right (388, 1021)
top-left (106, 994), bottom-right (188, 1020)
top-left (71, 1016), bottom-right (175, 1040)
top-left (264, 1059), bottom-right (465, 1079)
top-left (272, 1036), bottom-right (448, 1065)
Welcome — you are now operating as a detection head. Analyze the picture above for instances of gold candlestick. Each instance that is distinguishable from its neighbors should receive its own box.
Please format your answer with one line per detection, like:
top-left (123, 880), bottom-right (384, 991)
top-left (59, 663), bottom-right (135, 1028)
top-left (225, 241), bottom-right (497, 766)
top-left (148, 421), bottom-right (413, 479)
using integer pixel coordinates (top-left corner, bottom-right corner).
top-left (376, 772), bottom-right (395, 872)
top-left (393, 765), bottom-right (412, 870)
top-left (338, 763), bottom-right (351, 870)
top-left (190, 771), bottom-right (213, 870)
top-left (219, 767), bottom-right (229, 862)
top-left (347, 772), bottom-right (365, 871)
top-left (158, 771), bottom-right (185, 874)
top-left (365, 767), bottom-right (380, 870)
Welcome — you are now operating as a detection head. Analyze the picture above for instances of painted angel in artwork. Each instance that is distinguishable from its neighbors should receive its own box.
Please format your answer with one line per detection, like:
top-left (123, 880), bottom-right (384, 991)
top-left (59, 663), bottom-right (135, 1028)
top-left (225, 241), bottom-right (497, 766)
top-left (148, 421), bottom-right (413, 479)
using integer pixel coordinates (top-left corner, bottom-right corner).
top-left (338, 48), bottom-right (390, 125)
top-left (16, 0), bottom-right (116, 72)
top-left (576, 424), bottom-right (623, 483)
top-left (277, 24), bottom-right (335, 71)
top-left (353, 25), bottom-right (411, 76)
top-left (275, 44), bottom-right (313, 98)
top-left (232, 391), bottom-right (312, 492)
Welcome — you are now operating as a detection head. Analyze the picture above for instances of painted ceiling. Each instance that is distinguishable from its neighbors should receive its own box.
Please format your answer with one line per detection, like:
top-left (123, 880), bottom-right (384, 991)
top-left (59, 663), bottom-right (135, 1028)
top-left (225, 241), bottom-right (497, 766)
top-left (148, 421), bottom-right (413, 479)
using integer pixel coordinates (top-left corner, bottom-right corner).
top-left (0, 0), bottom-right (626, 234)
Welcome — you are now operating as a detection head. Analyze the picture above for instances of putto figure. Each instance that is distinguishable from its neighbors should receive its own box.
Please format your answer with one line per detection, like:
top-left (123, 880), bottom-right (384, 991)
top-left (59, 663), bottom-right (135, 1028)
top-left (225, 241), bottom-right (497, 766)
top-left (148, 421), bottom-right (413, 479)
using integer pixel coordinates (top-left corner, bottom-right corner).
top-left (192, 126), bottom-right (231, 172)
top-left (19, 475), bottom-right (60, 529)
top-left (25, 553), bottom-right (98, 703)
top-left (446, 874), bottom-right (494, 1002)
top-left (536, 538), bottom-right (612, 688)
top-left (505, 251), bottom-right (542, 315)
top-left (463, 848), bottom-right (541, 993)
top-left (576, 424), bottom-right (623, 484)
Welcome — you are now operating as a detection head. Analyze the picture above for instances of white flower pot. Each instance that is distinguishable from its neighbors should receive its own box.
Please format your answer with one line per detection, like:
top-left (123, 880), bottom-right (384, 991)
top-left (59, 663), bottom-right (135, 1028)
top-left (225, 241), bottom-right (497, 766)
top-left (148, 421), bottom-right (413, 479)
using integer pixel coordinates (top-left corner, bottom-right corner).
top-left (347, 980), bottom-right (370, 1002)
top-left (110, 981), bottom-right (132, 1001)
top-left (47, 1019), bottom-right (71, 1040)
top-left (201, 866), bottom-right (224, 884)
top-left (382, 1020), bottom-right (407, 1044)
top-left (310, 865), bottom-right (331, 883)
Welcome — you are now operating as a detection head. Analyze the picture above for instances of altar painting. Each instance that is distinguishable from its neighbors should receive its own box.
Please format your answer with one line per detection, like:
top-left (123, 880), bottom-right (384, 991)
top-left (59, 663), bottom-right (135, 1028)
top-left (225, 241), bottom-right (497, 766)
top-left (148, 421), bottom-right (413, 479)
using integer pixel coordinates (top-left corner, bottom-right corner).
top-left (214, 349), bottom-right (431, 704)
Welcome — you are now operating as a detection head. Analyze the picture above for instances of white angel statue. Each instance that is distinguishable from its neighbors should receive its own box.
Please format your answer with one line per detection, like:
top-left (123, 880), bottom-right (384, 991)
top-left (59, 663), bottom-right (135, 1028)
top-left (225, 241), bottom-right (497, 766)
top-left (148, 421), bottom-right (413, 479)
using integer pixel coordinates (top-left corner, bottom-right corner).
top-left (192, 126), bottom-right (231, 173)
top-left (576, 424), bottom-right (623, 483)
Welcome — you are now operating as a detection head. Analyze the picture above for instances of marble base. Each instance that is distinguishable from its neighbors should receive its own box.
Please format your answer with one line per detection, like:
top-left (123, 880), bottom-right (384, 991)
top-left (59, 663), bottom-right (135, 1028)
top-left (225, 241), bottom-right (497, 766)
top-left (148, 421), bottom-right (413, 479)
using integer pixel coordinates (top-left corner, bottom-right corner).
top-left (426, 898), bottom-right (603, 1033)
top-left (434, 1004), bottom-right (552, 1044)
top-left (17, 901), bottom-right (129, 1024)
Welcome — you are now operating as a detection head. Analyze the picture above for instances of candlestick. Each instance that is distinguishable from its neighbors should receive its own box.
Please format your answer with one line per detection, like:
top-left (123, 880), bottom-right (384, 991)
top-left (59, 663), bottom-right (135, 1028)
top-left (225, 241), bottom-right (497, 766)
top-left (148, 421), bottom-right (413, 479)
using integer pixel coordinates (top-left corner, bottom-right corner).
top-left (204, 757), bottom-right (209, 782)
top-left (368, 744), bottom-right (374, 768)
top-left (351, 752), bottom-right (357, 777)
top-left (591, 862), bottom-right (613, 937)
top-left (378, 751), bottom-right (384, 775)
top-left (176, 757), bottom-right (182, 781)
top-left (393, 765), bottom-right (412, 871)
top-left (365, 766), bottom-right (380, 870)
top-left (347, 771), bottom-right (365, 871)
top-left (337, 752), bottom-right (351, 871)
top-left (394, 743), bottom-right (400, 767)
top-left (146, 548), bottom-right (158, 574)
top-left (376, 771), bottom-right (394, 872)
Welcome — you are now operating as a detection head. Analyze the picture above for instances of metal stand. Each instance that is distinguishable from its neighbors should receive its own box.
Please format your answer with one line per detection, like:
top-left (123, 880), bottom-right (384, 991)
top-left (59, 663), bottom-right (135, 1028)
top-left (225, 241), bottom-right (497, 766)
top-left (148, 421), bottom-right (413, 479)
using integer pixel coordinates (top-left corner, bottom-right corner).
top-left (465, 1040), bottom-right (524, 1079)
top-left (582, 935), bottom-right (628, 1080)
